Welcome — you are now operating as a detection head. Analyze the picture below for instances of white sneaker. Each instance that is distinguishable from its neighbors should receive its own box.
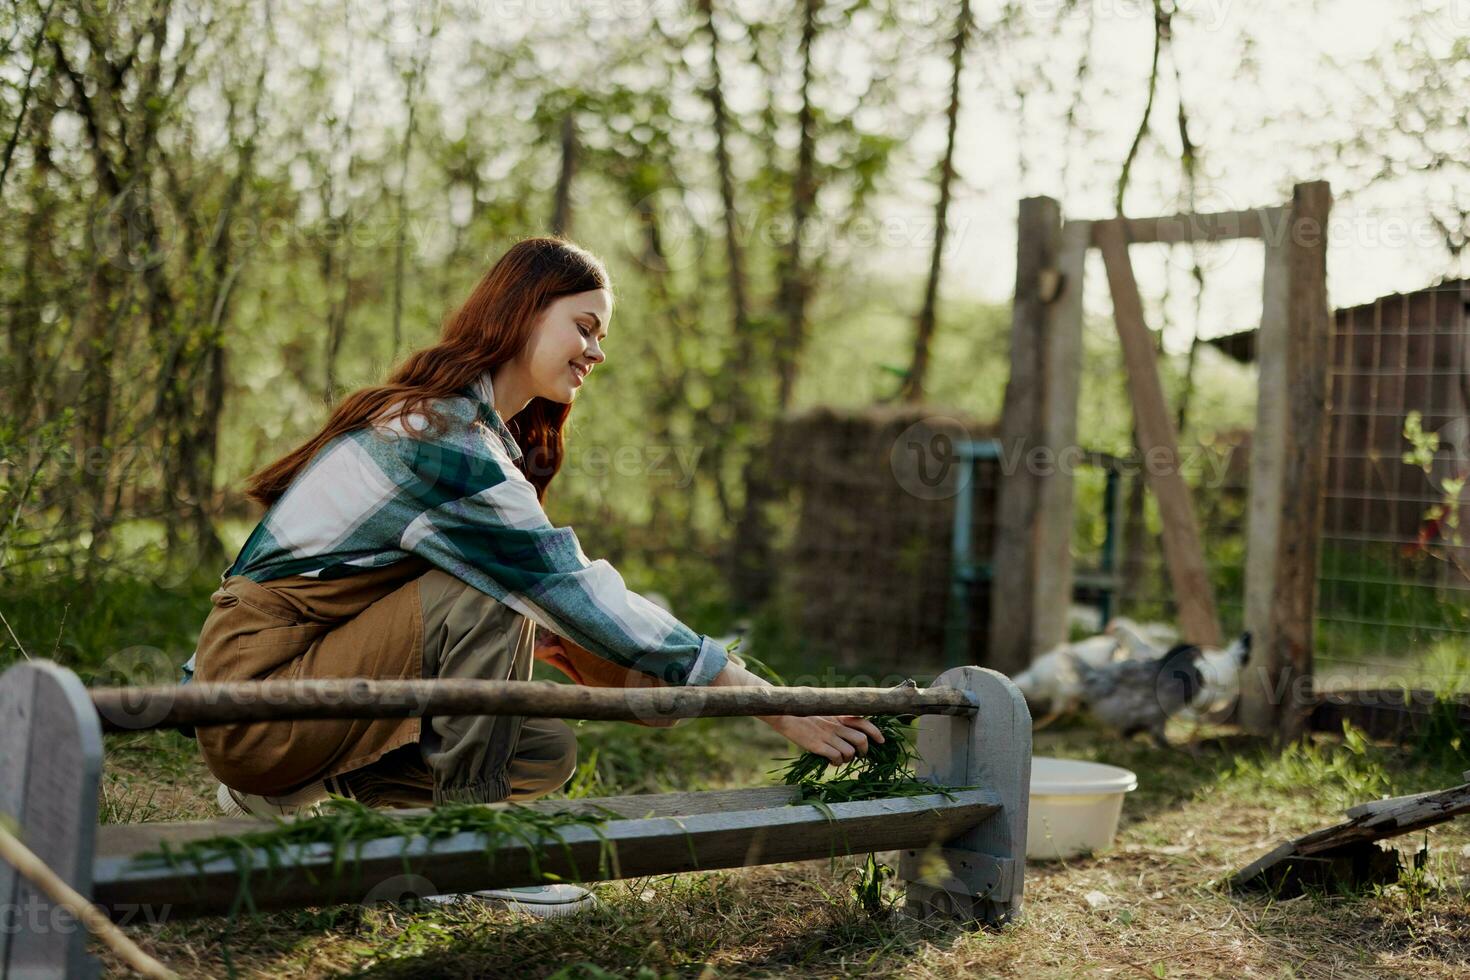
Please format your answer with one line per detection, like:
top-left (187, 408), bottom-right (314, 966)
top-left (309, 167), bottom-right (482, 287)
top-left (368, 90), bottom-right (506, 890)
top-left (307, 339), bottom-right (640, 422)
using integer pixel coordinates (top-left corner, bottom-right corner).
top-left (215, 781), bottom-right (332, 819)
top-left (423, 883), bottom-right (598, 918)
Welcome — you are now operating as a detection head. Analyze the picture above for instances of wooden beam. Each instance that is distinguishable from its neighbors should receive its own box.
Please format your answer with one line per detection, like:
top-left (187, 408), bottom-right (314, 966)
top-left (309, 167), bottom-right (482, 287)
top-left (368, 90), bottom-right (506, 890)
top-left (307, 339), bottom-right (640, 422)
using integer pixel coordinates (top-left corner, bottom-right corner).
top-left (92, 790), bottom-right (1001, 920)
top-left (1269, 180), bottom-right (1333, 741)
top-left (93, 787), bottom-right (811, 858)
top-left (989, 196), bottom-right (1063, 674)
top-left (90, 679), bottom-right (980, 733)
top-left (1089, 205), bottom-right (1288, 246)
top-left (0, 662), bottom-right (103, 980)
top-left (1232, 777), bottom-right (1470, 895)
top-left (1241, 223), bottom-right (1292, 732)
top-left (902, 666), bottom-right (1031, 926)
top-left (1030, 219), bottom-right (1090, 653)
top-left (1095, 217), bottom-right (1223, 647)
top-left (1240, 181), bottom-right (1333, 739)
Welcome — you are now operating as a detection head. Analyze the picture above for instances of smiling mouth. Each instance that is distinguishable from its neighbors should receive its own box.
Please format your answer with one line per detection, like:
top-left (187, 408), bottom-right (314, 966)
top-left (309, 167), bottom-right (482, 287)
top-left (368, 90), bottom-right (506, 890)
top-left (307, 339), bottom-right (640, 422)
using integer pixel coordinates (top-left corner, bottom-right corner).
top-left (569, 362), bottom-right (588, 385)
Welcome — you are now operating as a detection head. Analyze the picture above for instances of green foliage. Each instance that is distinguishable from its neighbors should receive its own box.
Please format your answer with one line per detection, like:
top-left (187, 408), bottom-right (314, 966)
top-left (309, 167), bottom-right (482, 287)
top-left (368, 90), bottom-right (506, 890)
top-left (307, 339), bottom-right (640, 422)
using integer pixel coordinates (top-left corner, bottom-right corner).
top-left (772, 715), bottom-right (945, 920)
top-left (772, 716), bottom-right (943, 806)
top-left (849, 850), bottom-right (896, 918)
top-left (1377, 835), bottom-right (1436, 913)
top-left (1402, 409), bottom-right (1466, 546)
top-left (0, 567), bottom-right (214, 673)
top-left (1222, 723), bottom-right (1390, 811)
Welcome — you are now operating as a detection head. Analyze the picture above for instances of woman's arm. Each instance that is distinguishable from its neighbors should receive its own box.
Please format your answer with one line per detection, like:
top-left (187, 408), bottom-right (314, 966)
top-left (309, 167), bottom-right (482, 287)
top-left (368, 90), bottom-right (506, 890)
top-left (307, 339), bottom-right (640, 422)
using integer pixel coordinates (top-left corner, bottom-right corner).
top-left (708, 659), bottom-right (885, 765)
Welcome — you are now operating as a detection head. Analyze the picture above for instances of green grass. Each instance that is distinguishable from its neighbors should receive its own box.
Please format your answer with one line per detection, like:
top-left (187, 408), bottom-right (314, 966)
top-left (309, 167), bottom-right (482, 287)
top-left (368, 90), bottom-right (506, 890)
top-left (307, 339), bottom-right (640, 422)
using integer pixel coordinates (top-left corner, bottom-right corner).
top-left (0, 568), bottom-right (214, 678)
top-left (97, 717), bottom-right (1470, 978)
top-left (8, 565), bottom-right (1470, 976)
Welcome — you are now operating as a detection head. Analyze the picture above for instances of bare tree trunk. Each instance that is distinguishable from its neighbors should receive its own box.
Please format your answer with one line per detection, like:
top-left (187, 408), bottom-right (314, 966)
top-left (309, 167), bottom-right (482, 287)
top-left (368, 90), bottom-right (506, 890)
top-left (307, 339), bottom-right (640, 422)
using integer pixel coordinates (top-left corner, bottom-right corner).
top-left (0, 0), bottom-right (56, 198)
top-left (390, 11), bottom-right (435, 363)
top-left (695, 0), bottom-right (771, 606)
top-left (551, 112), bottom-right (577, 236)
top-left (900, 0), bottom-right (972, 403)
top-left (51, 34), bottom-right (130, 559)
top-left (1114, 0), bottom-right (1172, 610)
top-left (773, 0), bottom-right (819, 411)
top-left (8, 68), bottom-right (59, 426)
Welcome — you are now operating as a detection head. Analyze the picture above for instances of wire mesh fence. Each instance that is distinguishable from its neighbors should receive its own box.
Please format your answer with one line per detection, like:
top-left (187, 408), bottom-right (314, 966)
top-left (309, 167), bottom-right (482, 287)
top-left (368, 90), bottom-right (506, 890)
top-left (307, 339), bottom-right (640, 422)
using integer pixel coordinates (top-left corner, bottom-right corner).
top-left (758, 280), bottom-right (1470, 698)
top-left (1317, 279), bottom-right (1470, 693)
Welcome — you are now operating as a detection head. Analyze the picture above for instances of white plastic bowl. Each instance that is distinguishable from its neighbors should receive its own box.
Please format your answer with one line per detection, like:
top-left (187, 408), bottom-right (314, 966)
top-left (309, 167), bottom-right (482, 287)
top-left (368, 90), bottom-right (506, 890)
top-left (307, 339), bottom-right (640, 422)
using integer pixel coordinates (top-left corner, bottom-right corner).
top-left (1026, 757), bottom-right (1138, 860)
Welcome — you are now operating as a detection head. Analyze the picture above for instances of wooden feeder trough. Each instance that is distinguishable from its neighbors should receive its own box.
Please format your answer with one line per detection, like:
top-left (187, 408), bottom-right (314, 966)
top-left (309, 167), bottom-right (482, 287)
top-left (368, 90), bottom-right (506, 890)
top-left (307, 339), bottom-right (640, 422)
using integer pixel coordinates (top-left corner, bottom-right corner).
top-left (0, 662), bottom-right (1032, 978)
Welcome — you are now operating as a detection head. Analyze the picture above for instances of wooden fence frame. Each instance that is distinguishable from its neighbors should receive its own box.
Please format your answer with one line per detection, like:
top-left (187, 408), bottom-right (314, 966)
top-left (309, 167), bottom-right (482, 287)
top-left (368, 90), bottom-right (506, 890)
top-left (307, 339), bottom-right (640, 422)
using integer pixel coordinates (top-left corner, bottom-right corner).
top-left (0, 660), bottom-right (1031, 978)
top-left (989, 181), bottom-right (1333, 740)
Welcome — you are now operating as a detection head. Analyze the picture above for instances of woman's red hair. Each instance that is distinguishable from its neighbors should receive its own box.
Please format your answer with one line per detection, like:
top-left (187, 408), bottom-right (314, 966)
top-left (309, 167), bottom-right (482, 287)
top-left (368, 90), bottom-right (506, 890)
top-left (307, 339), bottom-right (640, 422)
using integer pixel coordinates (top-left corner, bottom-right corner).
top-left (245, 236), bottom-right (610, 507)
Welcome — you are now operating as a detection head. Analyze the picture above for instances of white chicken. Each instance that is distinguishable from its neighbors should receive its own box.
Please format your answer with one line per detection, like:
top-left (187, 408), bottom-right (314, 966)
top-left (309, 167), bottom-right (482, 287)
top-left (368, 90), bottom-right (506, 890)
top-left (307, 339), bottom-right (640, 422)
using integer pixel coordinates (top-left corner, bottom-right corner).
top-left (1073, 632), bottom-right (1252, 748)
top-left (1008, 617), bottom-right (1179, 727)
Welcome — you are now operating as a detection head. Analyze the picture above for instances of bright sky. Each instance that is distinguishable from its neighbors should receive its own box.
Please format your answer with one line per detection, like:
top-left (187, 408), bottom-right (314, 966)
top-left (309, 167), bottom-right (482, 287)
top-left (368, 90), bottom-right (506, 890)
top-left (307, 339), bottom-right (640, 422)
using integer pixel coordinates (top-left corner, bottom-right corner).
top-left (866, 0), bottom-right (1468, 350)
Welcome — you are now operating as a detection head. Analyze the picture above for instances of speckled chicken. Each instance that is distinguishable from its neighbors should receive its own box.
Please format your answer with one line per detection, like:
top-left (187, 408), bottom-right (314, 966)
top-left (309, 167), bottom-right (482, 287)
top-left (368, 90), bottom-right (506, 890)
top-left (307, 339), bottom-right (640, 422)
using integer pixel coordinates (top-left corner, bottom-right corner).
top-left (1073, 633), bottom-right (1251, 748)
top-left (1009, 617), bottom-right (1168, 725)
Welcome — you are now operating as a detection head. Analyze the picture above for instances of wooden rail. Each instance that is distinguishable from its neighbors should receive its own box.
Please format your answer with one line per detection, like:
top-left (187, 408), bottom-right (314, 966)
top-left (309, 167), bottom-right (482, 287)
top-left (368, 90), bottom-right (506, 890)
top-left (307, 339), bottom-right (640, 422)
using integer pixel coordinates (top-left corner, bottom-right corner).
top-left (93, 787), bottom-right (1003, 920)
top-left (89, 679), bottom-right (980, 733)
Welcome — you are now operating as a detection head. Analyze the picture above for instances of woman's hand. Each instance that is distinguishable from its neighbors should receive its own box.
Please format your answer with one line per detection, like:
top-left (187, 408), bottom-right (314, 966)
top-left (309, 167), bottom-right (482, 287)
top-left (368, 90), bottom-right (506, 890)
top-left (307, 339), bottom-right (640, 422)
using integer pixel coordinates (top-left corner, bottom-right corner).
top-left (762, 713), bottom-right (886, 765)
top-left (708, 659), bottom-right (885, 765)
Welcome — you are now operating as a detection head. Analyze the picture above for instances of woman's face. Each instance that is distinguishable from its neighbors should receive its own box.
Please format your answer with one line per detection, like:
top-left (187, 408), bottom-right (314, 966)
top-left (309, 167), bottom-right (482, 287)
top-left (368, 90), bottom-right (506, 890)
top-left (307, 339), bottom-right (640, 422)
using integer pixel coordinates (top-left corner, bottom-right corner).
top-left (517, 288), bottom-right (611, 404)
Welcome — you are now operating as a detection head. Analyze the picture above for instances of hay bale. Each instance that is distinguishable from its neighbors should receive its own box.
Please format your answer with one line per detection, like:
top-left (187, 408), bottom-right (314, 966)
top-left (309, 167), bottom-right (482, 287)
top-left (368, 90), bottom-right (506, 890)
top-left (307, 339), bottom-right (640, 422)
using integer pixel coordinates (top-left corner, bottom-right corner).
top-left (764, 405), bottom-right (998, 674)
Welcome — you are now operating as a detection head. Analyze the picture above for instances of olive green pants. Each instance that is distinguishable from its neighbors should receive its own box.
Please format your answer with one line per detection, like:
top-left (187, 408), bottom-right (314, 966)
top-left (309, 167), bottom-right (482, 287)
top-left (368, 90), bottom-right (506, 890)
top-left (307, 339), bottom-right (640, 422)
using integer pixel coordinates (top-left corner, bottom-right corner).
top-left (340, 568), bottom-right (580, 807)
top-left (194, 561), bottom-right (578, 807)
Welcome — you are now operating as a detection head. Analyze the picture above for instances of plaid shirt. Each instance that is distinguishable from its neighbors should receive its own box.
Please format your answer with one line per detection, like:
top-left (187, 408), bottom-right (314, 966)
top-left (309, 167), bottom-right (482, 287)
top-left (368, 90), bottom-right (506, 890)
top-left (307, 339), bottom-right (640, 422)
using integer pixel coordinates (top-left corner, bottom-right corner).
top-left (184, 373), bottom-right (727, 687)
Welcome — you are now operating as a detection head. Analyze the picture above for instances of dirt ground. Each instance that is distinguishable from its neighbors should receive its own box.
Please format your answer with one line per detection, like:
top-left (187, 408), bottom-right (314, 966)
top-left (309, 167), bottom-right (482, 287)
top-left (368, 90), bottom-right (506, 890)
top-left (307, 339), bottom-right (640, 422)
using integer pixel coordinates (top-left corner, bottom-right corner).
top-left (90, 720), bottom-right (1470, 979)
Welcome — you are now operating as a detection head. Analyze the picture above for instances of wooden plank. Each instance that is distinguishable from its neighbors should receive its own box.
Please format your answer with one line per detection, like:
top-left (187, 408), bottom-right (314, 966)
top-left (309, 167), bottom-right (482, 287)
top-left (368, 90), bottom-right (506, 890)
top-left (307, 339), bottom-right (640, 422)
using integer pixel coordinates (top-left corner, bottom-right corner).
top-left (0, 665), bottom-right (36, 977)
top-left (1267, 181), bottom-right (1333, 740)
top-left (1030, 219), bottom-right (1090, 654)
top-left (902, 666), bottom-right (1031, 926)
top-left (1233, 779), bottom-right (1470, 894)
top-left (94, 787), bottom-right (809, 859)
top-left (92, 790), bottom-right (1000, 920)
top-left (1095, 217), bottom-right (1223, 646)
top-left (1090, 205), bottom-right (1288, 246)
top-left (1241, 230), bottom-right (1291, 731)
top-left (0, 662), bottom-right (104, 979)
top-left (90, 680), bottom-right (979, 733)
top-left (989, 196), bottom-right (1062, 674)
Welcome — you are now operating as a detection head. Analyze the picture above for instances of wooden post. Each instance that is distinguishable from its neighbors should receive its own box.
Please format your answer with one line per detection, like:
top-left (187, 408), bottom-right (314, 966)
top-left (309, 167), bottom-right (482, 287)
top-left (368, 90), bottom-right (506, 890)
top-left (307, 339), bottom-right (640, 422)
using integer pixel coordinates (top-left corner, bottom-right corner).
top-left (989, 197), bottom-right (1067, 674)
top-left (1095, 217), bottom-right (1223, 647)
top-left (1242, 221), bottom-right (1291, 731)
top-left (0, 662), bottom-right (103, 980)
top-left (1240, 181), bottom-right (1333, 738)
top-left (901, 666), bottom-right (1031, 926)
top-left (1030, 219), bottom-right (1089, 652)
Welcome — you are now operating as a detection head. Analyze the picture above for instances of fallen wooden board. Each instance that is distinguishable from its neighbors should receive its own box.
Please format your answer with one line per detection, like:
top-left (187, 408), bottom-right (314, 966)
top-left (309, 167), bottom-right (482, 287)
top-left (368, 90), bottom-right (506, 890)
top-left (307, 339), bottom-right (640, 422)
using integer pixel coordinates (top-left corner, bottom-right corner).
top-left (1231, 778), bottom-right (1470, 896)
top-left (93, 789), bottom-right (1001, 920)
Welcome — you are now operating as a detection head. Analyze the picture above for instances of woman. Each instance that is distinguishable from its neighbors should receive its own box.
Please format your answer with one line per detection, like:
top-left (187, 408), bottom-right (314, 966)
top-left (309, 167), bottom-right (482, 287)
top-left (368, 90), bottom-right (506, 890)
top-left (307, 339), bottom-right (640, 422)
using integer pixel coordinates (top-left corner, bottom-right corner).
top-left (188, 236), bottom-right (883, 823)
